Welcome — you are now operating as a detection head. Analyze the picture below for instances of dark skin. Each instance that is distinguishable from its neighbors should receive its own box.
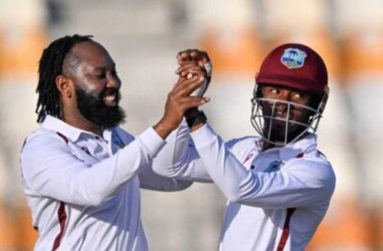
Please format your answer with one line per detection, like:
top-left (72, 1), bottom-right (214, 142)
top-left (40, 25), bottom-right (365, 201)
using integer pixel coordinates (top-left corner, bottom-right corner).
top-left (176, 49), bottom-right (316, 150)
top-left (176, 49), bottom-right (211, 131)
top-left (55, 41), bottom-right (208, 138)
top-left (260, 84), bottom-right (314, 150)
top-left (176, 49), bottom-right (211, 79)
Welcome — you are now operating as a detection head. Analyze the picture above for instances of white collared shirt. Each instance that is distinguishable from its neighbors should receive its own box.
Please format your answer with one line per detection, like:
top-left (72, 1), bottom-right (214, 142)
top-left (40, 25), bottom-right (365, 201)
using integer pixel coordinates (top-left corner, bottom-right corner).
top-left (20, 115), bottom-right (189, 251)
top-left (153, 123), bottom-right (336, 251)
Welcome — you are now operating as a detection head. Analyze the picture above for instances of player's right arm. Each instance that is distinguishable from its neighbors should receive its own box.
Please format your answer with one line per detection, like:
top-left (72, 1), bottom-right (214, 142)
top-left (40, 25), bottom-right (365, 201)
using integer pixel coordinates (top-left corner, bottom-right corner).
top-left (21, 127), bottom-right (165, 207)
top-left (152, 119), bottom-right (213, 183)
top-left (21, 70), bottom-right (208, 207)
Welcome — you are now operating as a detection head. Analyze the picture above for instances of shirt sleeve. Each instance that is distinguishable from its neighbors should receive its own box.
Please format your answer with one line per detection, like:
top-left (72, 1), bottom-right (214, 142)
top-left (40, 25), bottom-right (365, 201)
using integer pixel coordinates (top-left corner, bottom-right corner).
top-left (191, 124), bottom-right (336, 209)
top-left (138, 165), bottom-right (193, 191)
top-left (151, 120), bottom-right (213, 183)
top-left (21, 127), bottom-right (166, 207)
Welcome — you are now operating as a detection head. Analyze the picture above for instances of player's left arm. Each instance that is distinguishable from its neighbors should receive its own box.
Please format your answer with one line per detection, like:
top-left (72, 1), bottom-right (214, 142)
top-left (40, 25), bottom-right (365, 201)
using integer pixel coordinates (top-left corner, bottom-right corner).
top-left (112, 127), bottom-right (192, 191)
top-left (140, 119), bottom-right (213, 191)
top-left (191, 124), bottom-right (336, 208)
top-left (138, 164), bottom-right (193, 191)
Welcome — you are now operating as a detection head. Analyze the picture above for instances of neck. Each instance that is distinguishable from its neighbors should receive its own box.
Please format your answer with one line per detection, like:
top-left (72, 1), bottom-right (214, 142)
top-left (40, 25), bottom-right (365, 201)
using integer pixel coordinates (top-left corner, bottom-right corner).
top-left (261, 131), bottom-right (310, 151)
top-left (62, 110), bottom-right (103, 136)
top-left (262, 141), bottom-right (277, 151)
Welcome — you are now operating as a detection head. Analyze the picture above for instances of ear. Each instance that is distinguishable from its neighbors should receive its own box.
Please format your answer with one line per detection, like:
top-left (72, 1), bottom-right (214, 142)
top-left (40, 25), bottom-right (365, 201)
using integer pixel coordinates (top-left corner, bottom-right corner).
top-left (55, 74), bottom-right (73, 98)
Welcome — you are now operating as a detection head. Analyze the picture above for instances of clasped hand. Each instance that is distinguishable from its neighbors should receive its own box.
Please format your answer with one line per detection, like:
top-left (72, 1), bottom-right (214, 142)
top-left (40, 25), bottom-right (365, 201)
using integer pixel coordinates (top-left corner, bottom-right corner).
top-left (154, 49), bottom-right (212, 139)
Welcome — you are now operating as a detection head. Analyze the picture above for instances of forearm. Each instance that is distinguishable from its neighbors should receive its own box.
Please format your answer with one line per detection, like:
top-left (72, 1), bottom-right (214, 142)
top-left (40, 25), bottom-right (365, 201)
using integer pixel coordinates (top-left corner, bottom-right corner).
top-left (139, 165), bottom-right (193, 191)
top-left (152, 121), bottom-right (212, 182)
top-left (191, 125), bottom-right (251, 201)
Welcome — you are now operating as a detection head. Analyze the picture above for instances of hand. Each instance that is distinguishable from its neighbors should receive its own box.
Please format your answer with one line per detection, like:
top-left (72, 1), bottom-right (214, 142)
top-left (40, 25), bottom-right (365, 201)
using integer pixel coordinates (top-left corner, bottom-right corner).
top-left (153, 74), bottom-right (210, 139)
top-left (175, 49), bottom-right (212, 130)
top-left (176, 49), bottom-right (212, 97)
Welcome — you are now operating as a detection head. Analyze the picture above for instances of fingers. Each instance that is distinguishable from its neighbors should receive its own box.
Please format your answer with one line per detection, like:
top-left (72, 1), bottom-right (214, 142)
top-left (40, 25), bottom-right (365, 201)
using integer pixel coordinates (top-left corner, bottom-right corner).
top-left (175, 61), bottom-right (199, 74)
top-left (176, 49), bottom-right (210, 67)
top-left (176, 49), bottom-right (193, 64)
top-left (155, 49), bottom-right (211, 137)
top-left (172, 75), bottom-right (205, 97)
top-left (175, 61), bottom-right (207, 88)
top-left (174, 96), bottom-right (210, 112)
top-left (176, 63), bottom-right (206, 78)
top-left (176, 50), bottom-right (212, 89)
top-left (159, 78), bottom-right (209, 133)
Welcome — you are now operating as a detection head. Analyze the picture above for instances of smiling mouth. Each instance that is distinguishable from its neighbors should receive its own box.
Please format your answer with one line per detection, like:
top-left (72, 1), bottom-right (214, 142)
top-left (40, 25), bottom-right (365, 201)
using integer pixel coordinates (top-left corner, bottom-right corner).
top-left (103, 94), bottom-right (118, 106)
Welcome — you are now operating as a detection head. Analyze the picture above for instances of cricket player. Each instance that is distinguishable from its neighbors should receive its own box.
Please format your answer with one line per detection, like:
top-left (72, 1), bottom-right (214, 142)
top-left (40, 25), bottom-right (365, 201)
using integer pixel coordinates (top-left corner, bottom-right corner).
top-left (19, 34), bottom-right (209, 250)
top-left (154, 44), bottom-right (336, 251)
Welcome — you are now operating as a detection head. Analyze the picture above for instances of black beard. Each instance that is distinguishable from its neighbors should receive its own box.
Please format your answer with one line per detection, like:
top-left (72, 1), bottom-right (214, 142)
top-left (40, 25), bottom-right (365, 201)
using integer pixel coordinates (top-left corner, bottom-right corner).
top-left (75, 86), bottom-right (125, 129)
top-left (263, 119), bottom-right (308, 144)
top-left (260, 101), bottom-right (312, 144)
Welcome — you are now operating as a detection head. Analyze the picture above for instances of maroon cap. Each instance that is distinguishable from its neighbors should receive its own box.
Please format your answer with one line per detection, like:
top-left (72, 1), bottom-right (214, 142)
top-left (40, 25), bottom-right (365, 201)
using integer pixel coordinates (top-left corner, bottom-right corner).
top-left (256, 43), bottom-right (328, 94)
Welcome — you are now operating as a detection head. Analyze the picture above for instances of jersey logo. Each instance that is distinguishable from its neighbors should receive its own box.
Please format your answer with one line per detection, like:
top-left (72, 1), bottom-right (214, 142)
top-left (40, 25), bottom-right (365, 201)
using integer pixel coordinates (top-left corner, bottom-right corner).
top-left (265, 160), bottom-right (283, 172)
top-left (281, 48), bottom-right (307, 69)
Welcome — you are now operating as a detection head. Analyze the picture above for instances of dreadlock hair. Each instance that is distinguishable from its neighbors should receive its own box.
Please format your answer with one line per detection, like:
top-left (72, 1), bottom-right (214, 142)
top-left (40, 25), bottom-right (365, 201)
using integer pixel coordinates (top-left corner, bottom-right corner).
top-left (35, 34), bottom-right (94, 123)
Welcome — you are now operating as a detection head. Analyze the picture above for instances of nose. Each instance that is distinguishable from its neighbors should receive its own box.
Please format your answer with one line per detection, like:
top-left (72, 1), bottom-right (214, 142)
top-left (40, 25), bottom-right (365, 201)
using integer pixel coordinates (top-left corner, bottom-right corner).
top-left (274, 90), bottom-right (290, 115)
top-left (275, 101), bottom-right (287, 114)
top-left (106, 74), bottom-right (121, 89)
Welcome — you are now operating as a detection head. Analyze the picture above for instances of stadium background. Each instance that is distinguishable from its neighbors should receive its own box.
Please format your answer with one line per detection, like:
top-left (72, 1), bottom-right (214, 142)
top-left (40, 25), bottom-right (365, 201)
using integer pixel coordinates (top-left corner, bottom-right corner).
top-left (0, 0), bottom-right (382, 250)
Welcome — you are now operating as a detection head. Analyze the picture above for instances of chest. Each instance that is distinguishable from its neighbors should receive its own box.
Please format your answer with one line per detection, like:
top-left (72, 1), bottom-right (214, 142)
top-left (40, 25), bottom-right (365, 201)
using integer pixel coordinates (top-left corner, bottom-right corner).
top-left (67, 134), bottom-right (124, 166)
top-left (240, 149), bottom-right (284, 173)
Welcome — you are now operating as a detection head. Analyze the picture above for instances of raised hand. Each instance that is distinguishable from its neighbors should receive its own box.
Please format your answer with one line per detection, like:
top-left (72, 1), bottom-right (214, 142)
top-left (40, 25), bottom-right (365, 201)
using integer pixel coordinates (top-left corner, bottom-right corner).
top-left (153, 72), bottom-right (210, 139)
top-left (176, 49), bottom-right (212, 97)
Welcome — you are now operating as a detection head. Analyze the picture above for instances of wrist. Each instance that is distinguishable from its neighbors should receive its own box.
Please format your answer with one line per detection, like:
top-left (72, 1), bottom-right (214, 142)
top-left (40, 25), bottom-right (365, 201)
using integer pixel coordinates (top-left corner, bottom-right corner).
top-left (153, 119), bottom-right (173, 139)
top-left (186, 110), bottom-right (207, 131)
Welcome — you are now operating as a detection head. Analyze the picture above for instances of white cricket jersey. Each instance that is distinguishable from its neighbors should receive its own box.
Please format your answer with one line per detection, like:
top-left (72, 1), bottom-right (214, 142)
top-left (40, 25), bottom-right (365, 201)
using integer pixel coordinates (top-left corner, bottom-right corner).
top-left (20, 115), bottom-right (191, 251)
top-left (153, 124), bottom-right (336, 251)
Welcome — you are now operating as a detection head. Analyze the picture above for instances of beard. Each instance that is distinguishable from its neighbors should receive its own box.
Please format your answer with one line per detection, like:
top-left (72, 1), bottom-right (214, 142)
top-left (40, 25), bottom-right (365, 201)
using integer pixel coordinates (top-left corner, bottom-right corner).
top-left (75, 86), bottom-right (125, 129)
top-left (261, 102), bottom-right (311, 144)
top-left (263, 119), bottom-right (306, 144)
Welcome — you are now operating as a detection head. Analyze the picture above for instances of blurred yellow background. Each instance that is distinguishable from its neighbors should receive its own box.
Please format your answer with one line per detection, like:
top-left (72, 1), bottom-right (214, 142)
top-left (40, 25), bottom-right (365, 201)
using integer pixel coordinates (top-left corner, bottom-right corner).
top-left (0, 0), bottom-right (382, 250)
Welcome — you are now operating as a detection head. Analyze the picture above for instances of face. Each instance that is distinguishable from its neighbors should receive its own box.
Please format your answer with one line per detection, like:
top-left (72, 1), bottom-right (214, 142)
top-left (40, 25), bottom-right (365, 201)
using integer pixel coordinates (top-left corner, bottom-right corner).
top-left (259, 84), bottom-right (314, 144)
top-left (64, 41), bottom-right (125, 128)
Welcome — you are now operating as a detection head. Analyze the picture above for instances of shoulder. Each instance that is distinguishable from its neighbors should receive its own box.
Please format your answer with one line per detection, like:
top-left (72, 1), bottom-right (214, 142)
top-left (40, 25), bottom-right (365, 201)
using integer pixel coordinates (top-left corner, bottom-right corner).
top-left (225, 135), bottom-right (260, 159)
top-left (23, 127), bottom-right (68, 148)
top-left (285, 150), bottom-right (336, 191)
top-left (225, 135), bottom-right (260, 149)
top-left (112, 126), bottom-right (135, 143)
top-left (21, 127), bottom-right (73, 162)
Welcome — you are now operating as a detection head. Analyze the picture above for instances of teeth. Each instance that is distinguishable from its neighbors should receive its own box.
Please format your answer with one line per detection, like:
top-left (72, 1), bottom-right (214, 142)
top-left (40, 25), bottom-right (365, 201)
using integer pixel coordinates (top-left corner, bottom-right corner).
top-left (104, 94), bottom-right (117, 106)
top-left (105, 95), bottom-right (115, 101)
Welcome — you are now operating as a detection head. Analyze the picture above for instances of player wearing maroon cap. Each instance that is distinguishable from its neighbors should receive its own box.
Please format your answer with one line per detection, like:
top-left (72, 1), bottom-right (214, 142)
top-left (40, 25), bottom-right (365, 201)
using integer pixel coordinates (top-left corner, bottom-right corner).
top-left (252, 44), bottom-right (329, 148)
top-left (154, 44), bottom-right (336, 251)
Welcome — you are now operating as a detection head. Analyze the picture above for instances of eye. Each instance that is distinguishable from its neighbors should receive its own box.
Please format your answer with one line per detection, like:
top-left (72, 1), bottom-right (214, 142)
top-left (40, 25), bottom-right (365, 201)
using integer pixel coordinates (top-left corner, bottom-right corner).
top-left (293, 92), bottom-right (302, 99)
top-left (265, 87), bottom-right (280, 94)
top-left (93, 71), bottom-right (106, 79)
top-left (292, 91), bottom-right (306, 99)
top-left (261, 86), bottom-right (281, 97)
top-left (111, 69), bottom-right (119, 77)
